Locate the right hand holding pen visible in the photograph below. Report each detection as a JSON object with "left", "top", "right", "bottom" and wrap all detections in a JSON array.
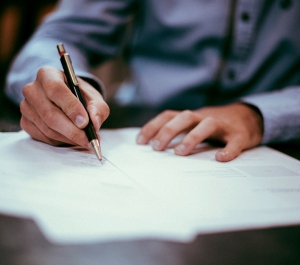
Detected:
[{"left": 20, "top": 66, "right": 110, "bottom": 147}]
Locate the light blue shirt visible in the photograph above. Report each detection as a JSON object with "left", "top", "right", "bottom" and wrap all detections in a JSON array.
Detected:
[{"left": 5, "top": 0, "right": 300, "bottom": 144}]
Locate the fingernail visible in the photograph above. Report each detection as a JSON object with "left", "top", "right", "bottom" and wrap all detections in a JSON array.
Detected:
[
  {"left": 75, "top": 115, "right": 87, "bottom": 128},
  {"left": 152, "top": 140, "right": 161, "bottom": 150},
  {"left": 137, "top": 134, "right": 145, "bottom": 144},
  {"left": 216, "top": 151, "right": 227, "bottom": 161},
  {"left": 218, "top": 151, "right": 226, "bottom": 158},
  {"left": 175, "top": 144, "right": 186, "bottom": 154}
]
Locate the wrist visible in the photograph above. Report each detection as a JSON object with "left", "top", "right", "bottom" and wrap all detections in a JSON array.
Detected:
[{"left": 238, "top": 102, "right": 264, "bottom": 140}]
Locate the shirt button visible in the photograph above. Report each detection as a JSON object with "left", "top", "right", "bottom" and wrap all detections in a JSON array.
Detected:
[
  {"left": 227, "top": 69, "right": 236, "bottom": 80},
  {"left": 241, "top": 12, "right": 250, "bottom": 22},
  {"left": 280, "top": 0, "right": 292, "bottom": 9}
]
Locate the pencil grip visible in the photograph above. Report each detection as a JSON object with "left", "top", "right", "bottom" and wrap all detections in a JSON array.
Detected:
[
  {"left": 60, "top": 57, "right": 98, "bottom": 142},
  {"left": 72, "top": 86, "right": 98, "bottom": 142},
  {"left": 71, "top": 85, "right": 98, "bottom": 142}
]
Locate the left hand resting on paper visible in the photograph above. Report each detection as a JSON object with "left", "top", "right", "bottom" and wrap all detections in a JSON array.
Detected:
[{"left": 136, "top": 103, "right": 263, "bottom": 162}]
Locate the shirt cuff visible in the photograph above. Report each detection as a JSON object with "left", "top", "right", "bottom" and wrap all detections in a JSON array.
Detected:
[{"left": 241, "top": 87, "right": 300, "bottom": 144}]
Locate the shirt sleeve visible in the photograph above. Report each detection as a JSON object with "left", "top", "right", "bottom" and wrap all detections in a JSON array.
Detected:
[
  {"left": 5, "top": 0, "right": 136, "bottom": 105},
  {"left": 241, "top": 86, "right": 300, "bottom": 144}
]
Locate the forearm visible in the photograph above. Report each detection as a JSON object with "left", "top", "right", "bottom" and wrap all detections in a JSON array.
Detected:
[
  {"left": 5, "top": 37, "right": 103, "bottom": 105},
  {"left": 5, "top": 0, "right": 135, "bottom": 104}
]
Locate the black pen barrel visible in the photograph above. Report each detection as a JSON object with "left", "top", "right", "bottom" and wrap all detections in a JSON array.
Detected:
[{"left": 60, "top": 56, "right": 98, "bottom": 142}]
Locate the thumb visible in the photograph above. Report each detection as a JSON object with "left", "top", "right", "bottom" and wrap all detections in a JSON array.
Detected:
[
  {"left": 77, "top": 77, "right": 110, "bottom": 132},
  {"left": 87, "top": 105, "right": 102, "bottom": 132},
  {"left": 215, "top": 137, "right": 244, "bottom": 162},
  {"left": 86, "top": 100, "right": 110, "bottom": 132},
  {"left": 59, "top": 94, "right": 89, "bottom": 129}
]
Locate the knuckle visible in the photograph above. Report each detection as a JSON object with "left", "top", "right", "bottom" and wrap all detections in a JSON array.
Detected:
[
  {"left": 46, "top": 81, "right": 64, "bottom": 100},
  {"left": 180, "top": 110, "right": 196, "bottom": 121},
  {"left": 63, "top": 98, "right": 80, "bottom": 116},
  {"left": 161, "top": 109, "right": 176, "bottom": 119},
  {"left": 69, "top": 131, "right": 84, "bottom": 144},
  {"left": 43, "top": 127, "right": 57, "bottom": 140},
  {"left": 181, "top": 110, "right": 193, "bottom": 117},
  {"left": 36, "top": 67, "right": 64, "bottom": 100},
  {"left": 204, "top": 116, "right": 218, "bottom": 127},
  {"left": 31, "top": 113, "right": 41, "bottom": 127},
  {"left": 36, "top": 67, "right": 49, "bottom": 80},
  {"left": 22, "top": 83, "right": 34, "bottom": 98},
  {"left": 186, "top": 132, "right": 199, "bottom": 143},
  {"left": 42, "top": 109, "right": 57, "bottom": 128},
  {"left": 160, "top": 124, "right": 174, "bottom": 136},
  {"left": 36, "top": 66, "right": 54, "bottom": 79}
]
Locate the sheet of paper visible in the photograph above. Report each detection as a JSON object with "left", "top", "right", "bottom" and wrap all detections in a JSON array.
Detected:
[{"left": 0, "top": 128, "right": 300, "bottom": 244}]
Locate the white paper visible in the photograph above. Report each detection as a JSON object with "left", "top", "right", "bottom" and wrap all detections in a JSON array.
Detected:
[{"left": 0, "top": 128, "right": 300, "bottom": 244}]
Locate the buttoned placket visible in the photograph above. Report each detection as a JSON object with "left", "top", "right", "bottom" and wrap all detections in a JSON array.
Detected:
[{"left": 221, "top": 0, "right": 263, "bottom": 88}]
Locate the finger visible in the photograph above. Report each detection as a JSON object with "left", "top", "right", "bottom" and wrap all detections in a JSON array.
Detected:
[
  {"left": 85, "top": 103, "right": 109, "bottom": 143},
  {"left": 21, "top": 116, "right": 64, "bottom": 146},
  {"left": 150, "top": 110, "right": 199, "bottom": 151},
  {"left": 80, "top": 81, "right": 110, "bottom": 132},
  {"left": 23, "top": 82, "right": 89, "bottom": 147},
  {"left": 87, "top": 103, "right": 109, "bottom": 133},
  {"left": 136, "top": 110, "right": 178, "bottom": 145},
  {"left": 36, "top": 67, "right": 89, "bottom": 129},
  {"left": 215, "top": 136, "right": 244, "bottom": 162},
  {"left": 174, "top": 117, "right": 219, "bottom": 156},
  {"left": 20, "top": 99, "right": 78, "bottom": 146}
]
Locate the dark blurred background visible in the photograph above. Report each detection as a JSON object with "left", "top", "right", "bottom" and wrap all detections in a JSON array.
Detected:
[
  {"left": 0, "top": 0, "right": 58, "bottom": 89},
  {"left": 0, "top": 0, "right": 58, "bottom": 131}
]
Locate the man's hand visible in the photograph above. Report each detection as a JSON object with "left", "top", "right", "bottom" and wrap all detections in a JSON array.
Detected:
[
  {"left": 136, "top": 103, "right": 263, "bottom": 162},
  {"left": 20, "top": 66, "right": 110, "bottom": 147}
]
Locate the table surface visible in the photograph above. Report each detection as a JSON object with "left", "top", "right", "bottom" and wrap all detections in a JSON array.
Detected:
[{"left": 1, "top": 91, "right": 300, "bottom": 265}]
